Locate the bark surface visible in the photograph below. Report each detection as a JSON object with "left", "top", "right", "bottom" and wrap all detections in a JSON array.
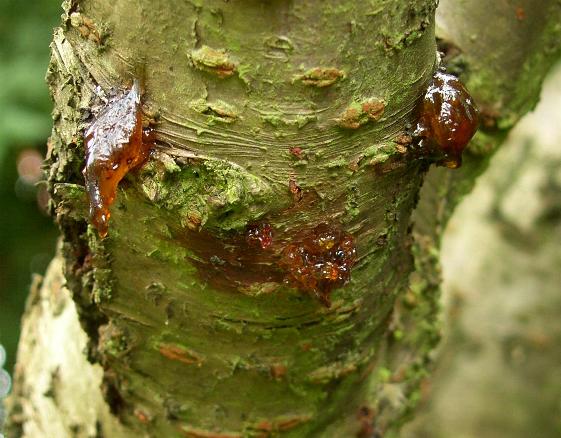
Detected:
[{"left": 5, "top": 1, "right": 561, "bottom": 437}]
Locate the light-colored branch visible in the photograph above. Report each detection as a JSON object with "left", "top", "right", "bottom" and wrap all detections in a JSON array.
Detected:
[{"left": 5, "top": 249, "right": 130, "bottom": 438}]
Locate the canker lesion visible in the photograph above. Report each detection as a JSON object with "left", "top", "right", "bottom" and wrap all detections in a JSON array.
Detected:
[{"left": 83, "top": 80, "right": 155, "bottom": 238}]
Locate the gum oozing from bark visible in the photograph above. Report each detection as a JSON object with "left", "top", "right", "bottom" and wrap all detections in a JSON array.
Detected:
[
  {"left": 414, "top": 71, "right": 479, "bottom": 168},
  {"left": 83, "top": 81, "right": 154, "bottom": 238},
  {"left": 246, "top": 223, "right": 274, "bottom": 249},
  {"left": 279, "top": 223, "right": 357, "bottom": 307}
]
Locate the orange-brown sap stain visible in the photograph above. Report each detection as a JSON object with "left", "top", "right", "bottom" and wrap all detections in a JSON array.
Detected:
[
  {"left": 83, "top": 81, "right": 154, "bottom": 238},
  {"left": 174, "top": 224, "right": 284, "bottom": 294},
  {"left": 246, "top": 223, "right": 273, "bottom": 249},
  {"left": 414, "top": 70, "right": 479, "bottom": 168},
  {"left": 279, "top": 224, "right": 357, "bottom": 307},
  {"left": 174, "top": 219, "right": 357, "bottom": 306},
  {"left": 168, "top": 180, "right": 358, "bottom": 305}
]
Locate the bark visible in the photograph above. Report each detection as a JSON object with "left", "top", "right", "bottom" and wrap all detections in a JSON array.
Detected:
[{"left": 4, "top": 1, "right": 561, "bottom": 437}]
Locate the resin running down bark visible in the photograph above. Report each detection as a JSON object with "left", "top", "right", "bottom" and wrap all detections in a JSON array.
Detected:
[
  {"left": 280, "top": 223, "right": 357, "bottom": 308},
  {"left": 83, "top": 80, "right": 154, "bottom": 238},
  {"left": 40, "top": 1, "right": 441, "bottom": 434}
]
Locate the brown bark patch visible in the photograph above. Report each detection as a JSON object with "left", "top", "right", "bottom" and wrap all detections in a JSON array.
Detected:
[
  {"left": 293, "top": 67, "right": 345, "bottom": 88},
  {"left": 158, "top": 343, "right": 205, "bottom": 366}
]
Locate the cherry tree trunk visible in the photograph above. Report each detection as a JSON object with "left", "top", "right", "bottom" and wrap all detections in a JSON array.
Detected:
[{"left": 5, "top": 1, "right": 561, "bottom": 437}]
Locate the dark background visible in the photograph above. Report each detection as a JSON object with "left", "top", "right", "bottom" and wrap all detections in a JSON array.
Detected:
[{"left": 0, "top": 0, "right": 61, "bottom": 373}]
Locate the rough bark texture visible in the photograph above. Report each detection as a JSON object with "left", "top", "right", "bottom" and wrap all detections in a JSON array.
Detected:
[{"left": 4, "top": 1, "right": 561, "bottom": 437}]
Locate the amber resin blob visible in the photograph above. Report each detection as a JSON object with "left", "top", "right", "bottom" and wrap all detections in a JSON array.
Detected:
[
  {"left": 414, "top": 70, "right": 479, "bottom": 168},
  {"left": 83, "top": 81, "right": 153, "bottom": 238},
  {"left": 280, "top": 224, "right": 357, "bottom": 307}
]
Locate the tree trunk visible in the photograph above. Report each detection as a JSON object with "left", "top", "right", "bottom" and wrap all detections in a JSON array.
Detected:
[{"left": 5, "top": 1, "right": 561, "bottom": 437}]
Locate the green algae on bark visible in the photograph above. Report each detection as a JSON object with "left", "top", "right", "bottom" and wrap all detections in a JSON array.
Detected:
[{"left": 137, "top": 154, "right": 275, "bottom": 233}]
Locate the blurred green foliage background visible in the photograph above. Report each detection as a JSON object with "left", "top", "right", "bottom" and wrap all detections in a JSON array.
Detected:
[{"left": 0, "top": 0, "right": 61, "bottom": 372}]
